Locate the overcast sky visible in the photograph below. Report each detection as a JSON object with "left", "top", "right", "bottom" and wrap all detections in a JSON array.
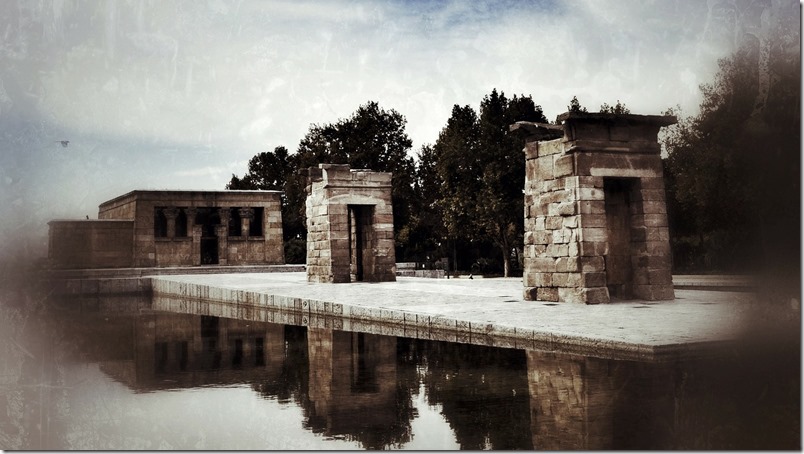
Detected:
[{"left": 0, "top": 0, "right": 775, "bottom": 257}]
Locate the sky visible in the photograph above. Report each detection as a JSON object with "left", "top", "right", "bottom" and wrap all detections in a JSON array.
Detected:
[{"left": 0, "top": 0, "right": 775, "bottom": 258}]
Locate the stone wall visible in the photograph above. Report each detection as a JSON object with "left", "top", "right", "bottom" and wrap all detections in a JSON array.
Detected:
[
  {"left": 47, "top": 220, "right": 134, "bottom": 269},
  {"left": 305, "top": 164, "right": 396, "bottom": 283},
  {"left": 516, "top": 113, "right": 676, "bottom": 304}
]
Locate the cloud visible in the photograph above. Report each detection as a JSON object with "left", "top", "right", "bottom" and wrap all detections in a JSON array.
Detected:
[{"left": 0, "top": 0, "right": 773, "bottom": 248}]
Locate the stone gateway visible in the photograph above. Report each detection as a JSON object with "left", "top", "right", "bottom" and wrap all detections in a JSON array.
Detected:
[
  {"left": 305, "top": 164, "right": 396, "bottom": 283},
  {"left": 513, "top": 112, "right": 677, "bottom": 304}
]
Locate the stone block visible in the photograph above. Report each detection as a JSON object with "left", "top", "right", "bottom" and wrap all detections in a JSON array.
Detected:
[
  {"left": 551, "top": 272, "right": 568, "bottom": 287},
  {"left": 576, "top": 187, "right": 604, "bottom": 201},
  {"left": 545, "top": 244, "right": 568, "bottom": 257},
  {"left": 554, "top": 154, "right": 574, "bottom": 178},
  {"left": 578, "top": 241, "right": 608, "bottom": 256},
  {"left": 524, "top": 272, "right": 552, "bottom": 287},
  {"left": 578, "top": 200, "right": 606, "bottom": 215},
  {"left": 556, "top": 256, "right": 580, "bottom": 272},
  {"left": 549, "top": 202, "right": 576, "bottom": 216},
  {"left": 535, "top": 157, "right": 554, "bottom": 181},
  {"left": 558, "top": 287, "right": 584, "bottom": 304},
  {"left": 537, "top": 139, "right": 564, "bottom": 156},
  {"left": 527, "top": 256, "right": 557, "bottom": 272},
  {"left": 579, "top": 227, "right": 607, "bottom": 242},
  {"left": 537, "top": 287, "right": 559, "bottom": 302},
  {"left": 647, "top": 269, "right": 672, "bottom": 285},
  {"left": 645, "top": 240, "right": 671, "bottom": 256},
  {"left": 646, "top": 228, "right": 670, "bottom": 242},
  {"left": 545, "top": 216, "right": 563, "bottom": 230},
  {"left": 582, "top": 287, "right": 610, "bottom": 304},
  {"left": 562, "top": 215, "right": 578, "bottom": 228},
  {"left": 580, "top": 256, "right": 605, "bottom": 272},
  {"left": 582, "top": 272, "right": 607, "bottom": 287},
  {"left": 579, "top": 214, "right": 607, "bottom": 228},
  {"left": 524, "top": 286, "right": 539, "bottom": 301}
]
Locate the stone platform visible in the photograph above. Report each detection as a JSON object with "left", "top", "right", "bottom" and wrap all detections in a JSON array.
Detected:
[{"left": 149, "top": 272, "right": 757, "bottom": 361}]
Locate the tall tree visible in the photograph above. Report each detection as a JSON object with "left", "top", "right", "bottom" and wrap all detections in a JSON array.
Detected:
[
  {"left": 427, "top": 90, "right": 547, "bottom": 276},
  {"left": 476, "top": 90, "right": 547, "bottom": 276}
]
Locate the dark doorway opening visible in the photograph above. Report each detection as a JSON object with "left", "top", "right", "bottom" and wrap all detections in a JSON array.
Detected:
[
  {"left": 196, "top": 208, "right": 220, "bottom": 265},
  {"left": 603, "top": 178, "right": 638, "bottom": 300},
  {"left": 348, "top": 205, "right": 374, "bottom": 282}
]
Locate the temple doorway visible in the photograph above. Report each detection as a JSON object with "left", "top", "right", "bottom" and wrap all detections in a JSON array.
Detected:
[
  {"left": 348, "top": 205, "right": 374, "bottom": 282},
  {"left": 196, "top": 208, "right": 220, "bottom": 265},
  {"left": 603, "top": 178, "right": 638, "bottom": 300}
]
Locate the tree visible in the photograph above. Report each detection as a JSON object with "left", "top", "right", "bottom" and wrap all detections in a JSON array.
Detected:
[
  {"left": 295, "top": 101, "right": 417, "bottom": 259},
  {"left": 427, "top": 90, "right": 547, "bottom": 276},
  {"left": 599, "top": 100, "right": 630, "bottom": 114},
  {"left": 567, "top": 96, "right": 588, "bottom": 113},
  {"left": 227, "top": 146, "right": 307, "bottom": 263},
  {"left": 475, "top": 90, "right": 547, "bottom": 277},
  {"left": 229, "top": 102, "right": 418, "bottom": 263},
  {"left": 662, "top": 3, "right": 800, "bottom": 296}
]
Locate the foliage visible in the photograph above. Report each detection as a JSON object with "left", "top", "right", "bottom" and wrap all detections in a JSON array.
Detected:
[
  {"left": 567, "top": 96, "right": 587, "bottom": 113},
  {"left": 422, "top": 89, "right": 547, "bottom": 276},
  {"left": 228, "top": 101, "right": 416, "bottom": 263},
  {"left": 599, "top": 100, "right": 630, "bottom": 114},
  {"left": 227, "top": 146, "right": 307, "bottom": 263},
  {"left": 662, "top": 8, "right": 800, "bottom": 294}
]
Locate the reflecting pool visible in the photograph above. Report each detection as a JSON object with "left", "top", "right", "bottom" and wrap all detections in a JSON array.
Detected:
[{"left": 0, "top": 292, "right": 799, "bottom": 450}]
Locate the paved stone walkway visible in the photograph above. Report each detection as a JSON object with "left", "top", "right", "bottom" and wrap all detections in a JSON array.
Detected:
[{"left": 149, "top": 272, "right": 758, "bottom": 361}]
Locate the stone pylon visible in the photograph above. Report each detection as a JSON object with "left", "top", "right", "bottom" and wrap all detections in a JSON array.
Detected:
[
  {"left": 304, "top": 164, "right": 396, "bottom": 283},
  {"left": 512, "top": 112, "right": 677, "bottom": 304}
]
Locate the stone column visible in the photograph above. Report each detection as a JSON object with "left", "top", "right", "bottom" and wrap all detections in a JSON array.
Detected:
[
  {"left": 163, "top": 207, "right": 179, "bottom": 239},
  {"left": 217, "top": 208, "right": 230, "bottom": 265},
  {"left": 239, "top": 207, "right": 254, "bottom": 238}
]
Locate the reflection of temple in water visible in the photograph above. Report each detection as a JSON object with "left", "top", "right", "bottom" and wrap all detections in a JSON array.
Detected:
[
  {"left": 49, "top": 302, "right": 798, "bottom": 450},
  {"left": 303, "top": 329, "right": 415, "bottom": 449},
  {"left": 98, "top": 313, "right": 288, "bottom": 391}
]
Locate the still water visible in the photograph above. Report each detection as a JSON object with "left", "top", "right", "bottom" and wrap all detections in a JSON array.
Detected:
[{"left": 1, "top": 292, "right": 799, "bottom": 450}]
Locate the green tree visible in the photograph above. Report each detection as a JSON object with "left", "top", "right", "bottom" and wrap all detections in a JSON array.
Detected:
[{"left": 662, "top": 6, "right": 800, "bottom": 296}]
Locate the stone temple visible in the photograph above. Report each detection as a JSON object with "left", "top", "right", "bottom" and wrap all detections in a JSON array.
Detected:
[
  {"left": 512, "top": 112, "right": 677, "bottom": 304},
  {"left": 48, "top": 190, "right": 284, "bottom": 269},
  {"left": 305, "top": 164, "right": 396, "bottom": 283}
]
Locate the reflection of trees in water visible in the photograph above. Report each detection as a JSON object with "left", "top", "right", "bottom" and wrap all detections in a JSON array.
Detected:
[{"left": 415, "top": 340, "right": 533, "bottom": 450}]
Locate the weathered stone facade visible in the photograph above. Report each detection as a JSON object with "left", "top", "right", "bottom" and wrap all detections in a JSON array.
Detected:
[
  {"left": 48, "top": 190, "right": 284, "bottom": 269},
  {"left": 513, "top": 112, "right": 676, "bottom": 304},
  {"left": 305, "top": 164, "right": 396, "bottom": 283}
]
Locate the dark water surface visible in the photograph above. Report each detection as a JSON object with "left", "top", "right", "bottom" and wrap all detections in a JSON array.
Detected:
[{"left": 0, "top": 291, "right": 799, "bottom": 450}]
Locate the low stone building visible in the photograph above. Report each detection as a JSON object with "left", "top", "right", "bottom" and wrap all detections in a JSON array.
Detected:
[
  {"left": 305, "top": 164, "right": 396, "bottom": 283},
  {"left": 513, "top": 112, "right": 676, "bottom": 304},
  {"left": 48, "top": 190, "right": 284, "bottom": 269}
]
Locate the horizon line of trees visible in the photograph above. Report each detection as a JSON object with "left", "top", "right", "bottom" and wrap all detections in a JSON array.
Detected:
[{"left": 228, "top": 37, "right": 799, "bottom": 291}]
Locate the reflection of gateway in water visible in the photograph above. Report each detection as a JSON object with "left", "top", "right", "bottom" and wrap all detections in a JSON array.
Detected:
[{"left": 76, "top": 303, "right": 795, "bottom": 450}]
